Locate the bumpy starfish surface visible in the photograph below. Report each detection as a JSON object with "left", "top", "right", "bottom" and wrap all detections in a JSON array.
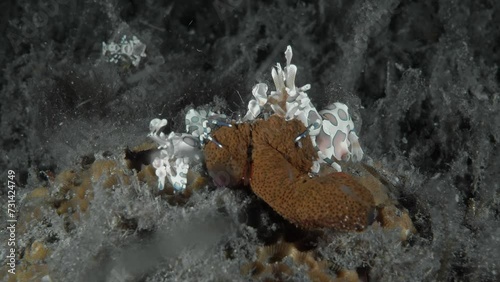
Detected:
[{"left": 205, "top": 115, "right": 376, "bottom": 231}]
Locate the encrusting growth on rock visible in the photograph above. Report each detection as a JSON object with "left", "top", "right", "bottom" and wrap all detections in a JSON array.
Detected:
[{"left": 241, "top": 239, "right": 361, "bottom": 281}]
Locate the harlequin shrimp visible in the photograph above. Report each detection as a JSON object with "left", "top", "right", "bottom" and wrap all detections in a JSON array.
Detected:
[
  {"left": 148, "top": 46, "right": 379, "bottom": 231},
  {"left": 148, "top": 118, "right": 201, "bottom": 191},
  {"left": 242, "top": 46, "right": 363, "bottom": 172},
  {"left": 102, "top": 35, "right": 147, "bottom": 67},
  {"left": 148, "top": 108, "right": 232, "bottom": 191}
]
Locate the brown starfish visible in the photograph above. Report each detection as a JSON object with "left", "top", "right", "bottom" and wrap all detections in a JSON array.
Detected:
[{"left": 204, "top": 115, "right": 376, "bottom": 231}]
